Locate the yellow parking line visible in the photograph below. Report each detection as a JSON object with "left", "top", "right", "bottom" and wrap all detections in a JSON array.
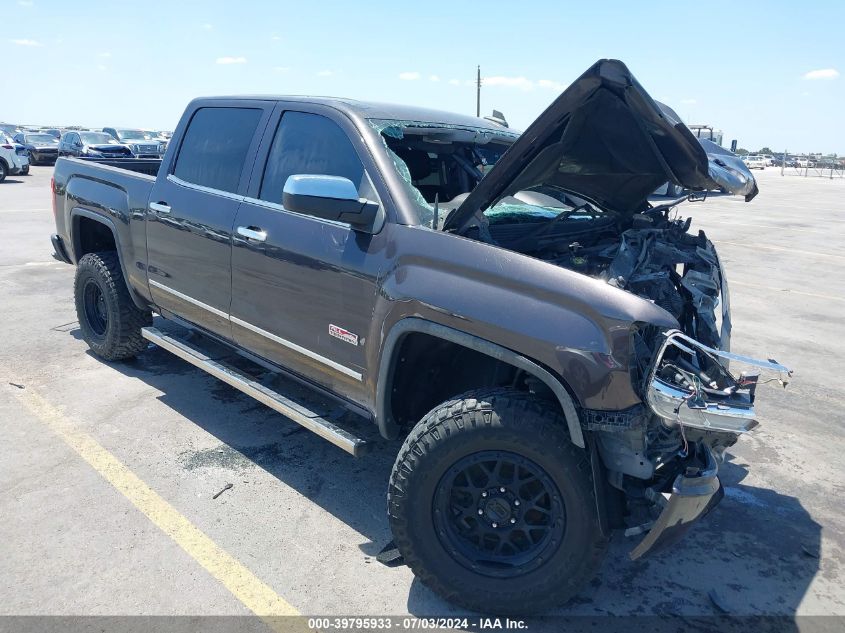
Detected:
[{"left": 10, "top": 384, "right": 301, "bottom": 627}]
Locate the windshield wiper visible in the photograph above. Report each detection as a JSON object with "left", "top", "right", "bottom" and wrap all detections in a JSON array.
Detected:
[{"left": 508, "top": 203, "right": 589, "bottom": 250}]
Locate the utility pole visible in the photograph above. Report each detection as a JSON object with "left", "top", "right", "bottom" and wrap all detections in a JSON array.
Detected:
[{"left": 476, "top": 65, "right": 481, "bottom": 118}]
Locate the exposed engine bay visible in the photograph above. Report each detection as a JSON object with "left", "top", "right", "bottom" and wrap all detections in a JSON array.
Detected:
[{"left": 488, "top": 202, "right": 726, "bottom": 351}]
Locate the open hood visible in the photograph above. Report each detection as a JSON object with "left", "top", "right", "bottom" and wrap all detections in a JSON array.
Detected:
[{"left": 444, "top": 59, "right": 758, "bottom": 234}]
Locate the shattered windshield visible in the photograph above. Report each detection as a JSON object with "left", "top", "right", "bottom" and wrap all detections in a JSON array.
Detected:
[
  {"left": 370, "top": 118, "right": 516, "bottom": 227},
  {"left": 370, "top": 118, "right": 606, "bottom": 229}
]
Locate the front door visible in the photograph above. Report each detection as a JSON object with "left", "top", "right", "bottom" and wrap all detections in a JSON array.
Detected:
[
  {"left": 230, "top": 108, "right": 387, "bottom": 403},
  {"left": 146, "top": 103, "right": 271, "bottom": 339}
]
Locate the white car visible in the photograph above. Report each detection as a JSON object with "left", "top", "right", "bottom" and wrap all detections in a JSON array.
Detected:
[
  {"left": 743, "top": 155, "right": 767, "bottom": 170},
  {"left": 0, "top": 132, "right": 30, "bottom": 182}
]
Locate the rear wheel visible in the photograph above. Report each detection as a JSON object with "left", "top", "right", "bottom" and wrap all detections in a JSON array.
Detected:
[
  {"left": 388, "top": 388, "right": 608, "bottom": 614},
  {"left": 0, "top": 161, "right": 7, "bottom": 182},
  {"left": 74, "top": 252, "right": 152, "bottom": 360}
]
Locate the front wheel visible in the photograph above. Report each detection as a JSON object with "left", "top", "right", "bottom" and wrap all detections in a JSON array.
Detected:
[
  {"left": 388, "top": 388, "right": 608, "bottom": 614},
  {"left": 74, "top": 252, "right": 152, "bottom": 360}
]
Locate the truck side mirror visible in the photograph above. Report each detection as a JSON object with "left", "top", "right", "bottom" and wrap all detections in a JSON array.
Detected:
[{"left": 282, "top": 174, "right": 379, "bottom": 230}]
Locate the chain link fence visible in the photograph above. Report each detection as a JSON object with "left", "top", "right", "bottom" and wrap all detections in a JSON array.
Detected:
[{"left": 777, "top": 153, "right": 844, "bottom": 178}]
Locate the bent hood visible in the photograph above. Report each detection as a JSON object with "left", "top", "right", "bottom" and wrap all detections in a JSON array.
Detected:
[{"left": 444, "top": 59, "right": 758, "bottom": 233}]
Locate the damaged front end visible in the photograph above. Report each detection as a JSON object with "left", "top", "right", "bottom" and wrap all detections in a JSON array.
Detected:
[
  {"left": 618, "top": 330, "right": 791, "bottom": 559},
  {"left": 370, "top": 58, "right": 794, "bottom": 559}
]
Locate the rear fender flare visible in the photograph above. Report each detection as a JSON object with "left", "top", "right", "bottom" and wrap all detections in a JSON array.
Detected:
[
  {"left": 69, "top": 208, "right": 147, "bottom": 311},
  {"left": 376, "top": 317, "right": 585, "bottom": 447}
]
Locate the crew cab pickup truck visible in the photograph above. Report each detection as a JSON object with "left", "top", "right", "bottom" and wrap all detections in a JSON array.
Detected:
[{"left": 50, "top": 59, "right": 790, "bottom": 614}]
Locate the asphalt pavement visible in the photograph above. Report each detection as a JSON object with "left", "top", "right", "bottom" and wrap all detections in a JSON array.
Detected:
[{"left": 1, "top": 166, "right": 843, "bottom": 626}]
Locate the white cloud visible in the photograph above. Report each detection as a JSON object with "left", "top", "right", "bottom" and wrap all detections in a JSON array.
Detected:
[
  {"left": 99, "top": 51, "right": 111, "bottom": 58},
  {"left": 18, "top": 1, "right": 34, "bottom": 6},
  {"left": 316, "top": 70, "right": 334, "bottom": 77},
  {"left": 803, "top": 68, "right": 839, "bottom": 80},
  {"left": 10, "top": 38, "right": 41, "bottom": 46},
  {"left": 201, "top": 23, "right": 213, "bottom": 30},
  {"left": 680, "top": 98, "right": 697, "bottom": 105},
  {"left": 484, "top": 75, "right": 534, "bottom": 91},
  {"left": 398, "top": 71, "right": 421, "bottom": 81},
  {"left": 537, "top": 79, "right": 564, "bottom": 91},
  {"left": 271, "top": 35, "right": 281, "bottom": 41},
  {"left": 448, "top": 79, "right": 461, "bottom": 86},
  {"left": 97, "top": 65, "right": 107, "bottom": 72},
  {"left": 216, "top": 56, "right": 246, "bottom": 64},
  {"left": 429, "top": 74, "right": 440, "bottom": 82},
  {"left": 274, "top": 66, "right": 290, "bottom": 73}
]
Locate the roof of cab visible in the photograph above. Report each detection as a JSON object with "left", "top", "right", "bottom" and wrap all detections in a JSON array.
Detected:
[{"left": 193, "top": 95, "right": 511, "bottom": 132}]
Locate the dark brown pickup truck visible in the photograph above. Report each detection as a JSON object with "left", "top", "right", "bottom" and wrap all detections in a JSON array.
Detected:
[{"left": 50, "top": 59, "right": 790, "bottom": 613}]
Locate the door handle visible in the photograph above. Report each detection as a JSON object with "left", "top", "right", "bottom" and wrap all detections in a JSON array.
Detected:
[
  {"left": 149, "top": 201, "right": 171, "bottom": 214},
  {"left": 237, "top": 226, "right": 267, "bottom": 242}
]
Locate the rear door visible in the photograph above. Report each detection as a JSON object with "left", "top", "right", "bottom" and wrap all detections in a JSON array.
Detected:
[
  {"left": 146, "top": 102, "right": 272, "bottom": 339},
  {"left": 229, "top": 105, "right": 388, "bottom": 402}
]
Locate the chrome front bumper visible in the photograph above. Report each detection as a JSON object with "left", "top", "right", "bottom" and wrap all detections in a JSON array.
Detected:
[{"left": 645, "top": 330, "right": 791, "bottom": 434}]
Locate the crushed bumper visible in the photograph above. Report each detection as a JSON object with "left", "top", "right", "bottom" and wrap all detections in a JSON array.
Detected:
[
  {"left": 645, "top": 330, "right": 791, "bottom": 434},
  {"left": 630, "top": 443, "right": 723, "bottom": 560},
  {"left": 627, "top": 330, "right": 791, "bottom": 559}
]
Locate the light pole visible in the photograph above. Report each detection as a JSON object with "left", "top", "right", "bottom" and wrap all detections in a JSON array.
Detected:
[{"left": 476, "top": 65, "right": 481, "bottom": 118}]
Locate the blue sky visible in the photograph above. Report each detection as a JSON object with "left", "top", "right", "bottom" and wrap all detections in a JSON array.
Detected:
[{"left": 4, "top": 0, "right": 844, "bottom": 153}]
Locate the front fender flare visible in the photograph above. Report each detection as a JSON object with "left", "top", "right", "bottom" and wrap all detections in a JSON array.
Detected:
[{"left": 376, "top": 317, "right": 585, "bottom": 447}]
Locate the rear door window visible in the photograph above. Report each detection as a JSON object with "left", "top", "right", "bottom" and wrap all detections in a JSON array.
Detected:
[
  {"left": 174, "top": 107, "right": 262, "bottom": 194},
  {"left": 259, "top": 111, "right": 364, "bottom": 204}
]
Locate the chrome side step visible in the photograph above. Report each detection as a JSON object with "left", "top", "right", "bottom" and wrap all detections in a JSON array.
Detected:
[{"left": 141, "top": 326, "right": 367, "bottom": 456}]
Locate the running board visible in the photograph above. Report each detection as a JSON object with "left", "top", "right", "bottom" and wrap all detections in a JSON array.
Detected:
[{"left": 141, "top": 326, "right": 368, "bottom": 456}]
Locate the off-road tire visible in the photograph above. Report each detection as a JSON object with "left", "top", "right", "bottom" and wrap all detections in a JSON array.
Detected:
[
  {"left": 74, "top": 252, "right": 152, "bottom": 360},
  {"left": 388, "top": 387, "right": 608, "bottom": 614}
]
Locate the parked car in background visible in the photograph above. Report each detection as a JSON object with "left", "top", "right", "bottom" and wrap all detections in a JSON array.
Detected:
[
  {"left": 2, "top": 131, "right": 31, "bottom": 174},
  {"left": 743, "top": 155, "right": 767, "bottom": 170},
  {"left": 13, "top": 131, "right": 59, "bottom": 165},
  {"left": 0, "top": 132, "right": 30, "bottom": 182},
  {"left": 102, "top": 127, "right": 165, "bottom": 158},
  {"left": 0, "top": 122, "right": 21, "bottom": 136},
  {"left": 42, "top": 128, "right": 63, "bottom": 139},
  {"left": 59, "top": 131, "right": 134, "bottom": 159}
]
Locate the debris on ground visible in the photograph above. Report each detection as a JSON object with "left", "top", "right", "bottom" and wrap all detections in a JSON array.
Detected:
[{"left": 212, "top": 483, "right": 233, "bottom": 499}]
